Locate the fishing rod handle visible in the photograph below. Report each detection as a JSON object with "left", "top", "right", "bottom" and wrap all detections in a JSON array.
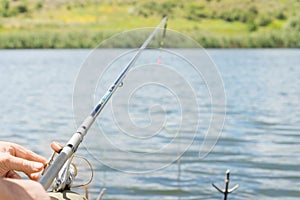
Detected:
[
  {"left": 39, "top": 132, "right": 83, "bottom": 189},
  {"left": 39, "top": 116, "right": 95, "bottom": 189},
  {"left": 39, "top": 148, "right": 71, "bottom": 189}
]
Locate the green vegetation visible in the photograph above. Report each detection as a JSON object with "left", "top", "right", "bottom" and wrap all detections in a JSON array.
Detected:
[{"left": 0, "top": 0, "right": 300, "bottom": 48}]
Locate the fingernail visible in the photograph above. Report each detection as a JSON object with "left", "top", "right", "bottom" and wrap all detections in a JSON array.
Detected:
[{"left": 33, "top": 162, "right": 44, "bottom": 170}]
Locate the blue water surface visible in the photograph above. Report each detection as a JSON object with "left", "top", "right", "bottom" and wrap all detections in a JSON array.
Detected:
[{"left": 0, "top": 49, "right": 299, "bottom": 200}]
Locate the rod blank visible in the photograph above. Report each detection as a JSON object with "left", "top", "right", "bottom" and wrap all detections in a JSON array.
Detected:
[{"left": 39, "top": 16, "right": 168, "bottom": 190}]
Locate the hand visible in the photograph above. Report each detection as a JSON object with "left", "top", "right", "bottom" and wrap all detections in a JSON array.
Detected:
[
  {"left": 0, "top": 178, "right": 50, "bottom": 200},
  {"left": 0, "top": 141, "right": 47, "bottom": 180}
]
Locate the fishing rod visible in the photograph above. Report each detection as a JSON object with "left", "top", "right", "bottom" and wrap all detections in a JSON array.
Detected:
[{"left": 39, "top": 16, "right": 168, "bottom": 190}]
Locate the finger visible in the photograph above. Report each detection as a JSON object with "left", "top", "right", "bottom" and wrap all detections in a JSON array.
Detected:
[
  {"left": 29, "top": 172, "right": 40, "bottom": 181},
  {"left": 9, "top": 143, "right": 47, "bottom": 165},
  {"left": 6, "top": 170, "right": 21, "bottom": 179},
  {"left": 50, "top": 141, "right": 63, "bottom": 153},
  {"left": 6, "top": 155, "right": 45, "bottom": 176}
]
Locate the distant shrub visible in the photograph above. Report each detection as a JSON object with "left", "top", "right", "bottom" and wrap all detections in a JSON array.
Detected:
[
  {"left": 257, "top": 14, "right": 272, "bottom": 26},
  {"left": 285, "top": 14, "right": 300, "bottom": 32},
  {"left": 218, "top": 7, "right": 257, "bottom": 23},
  {"left": 247, "top": 20, "right": 257, "bottom": 32},
  {"left": 186, "top": 4, "right": 210, "bottom": 20},
  {"left": 276, "top": 11, "right": 286, "bottom": 20},
  {"left": 249, "top": 6, "right": 258, "bottom": 15},
  {"left": 0, "top": 30, "right": 114, "bottom": 49},
  {"left": 1, "top": 0, "right": 29, "bottom": 17},
  {"left": 1, "top": 0, "right": 10, "bottom": 17},
  {"left": 161, "top": 1, "right": 176, "bottom": 14},
  {"left": 137, "top": 1, "right": 176, "bottom": 17},
  {"left": 283, "top": 32, "right": 300, "bottom": 47},
  {"left": 249, "top": 32, "right": 285, "bottom": 48},
  {"left": 35, "top": 2, "right": 43, "bottom": 10},
  {"left": 2, "top": 0, "right": 10, "bottom": 10},
  {"left": 17, "top": 4, "right": 28, "bottom": 13}
]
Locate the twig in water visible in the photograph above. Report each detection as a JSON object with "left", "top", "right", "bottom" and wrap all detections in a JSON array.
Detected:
[{"left": 212, "top": 170, "right": 239, "bottom": 200}]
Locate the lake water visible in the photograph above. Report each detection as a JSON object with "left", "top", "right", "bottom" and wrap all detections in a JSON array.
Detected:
[{"left": 0, "top": 49, "right": 299, "bottom": 200}]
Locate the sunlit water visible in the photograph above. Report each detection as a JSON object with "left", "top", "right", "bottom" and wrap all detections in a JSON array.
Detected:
[{"left": 0, "top": 49, "right": 299, "bottom": 200}]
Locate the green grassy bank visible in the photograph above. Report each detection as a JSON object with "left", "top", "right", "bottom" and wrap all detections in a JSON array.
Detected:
[{"left": 1, "top": 0, "right": 300, "bottom": 48}]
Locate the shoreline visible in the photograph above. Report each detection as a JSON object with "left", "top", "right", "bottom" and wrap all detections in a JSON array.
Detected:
[{"left": 0, "top": 30, "right": 299, "bottom": 49}]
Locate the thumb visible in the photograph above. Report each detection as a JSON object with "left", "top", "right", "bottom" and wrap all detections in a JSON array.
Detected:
[{"left": 6, "top": 155, "right": 45, "bottom": 177}]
